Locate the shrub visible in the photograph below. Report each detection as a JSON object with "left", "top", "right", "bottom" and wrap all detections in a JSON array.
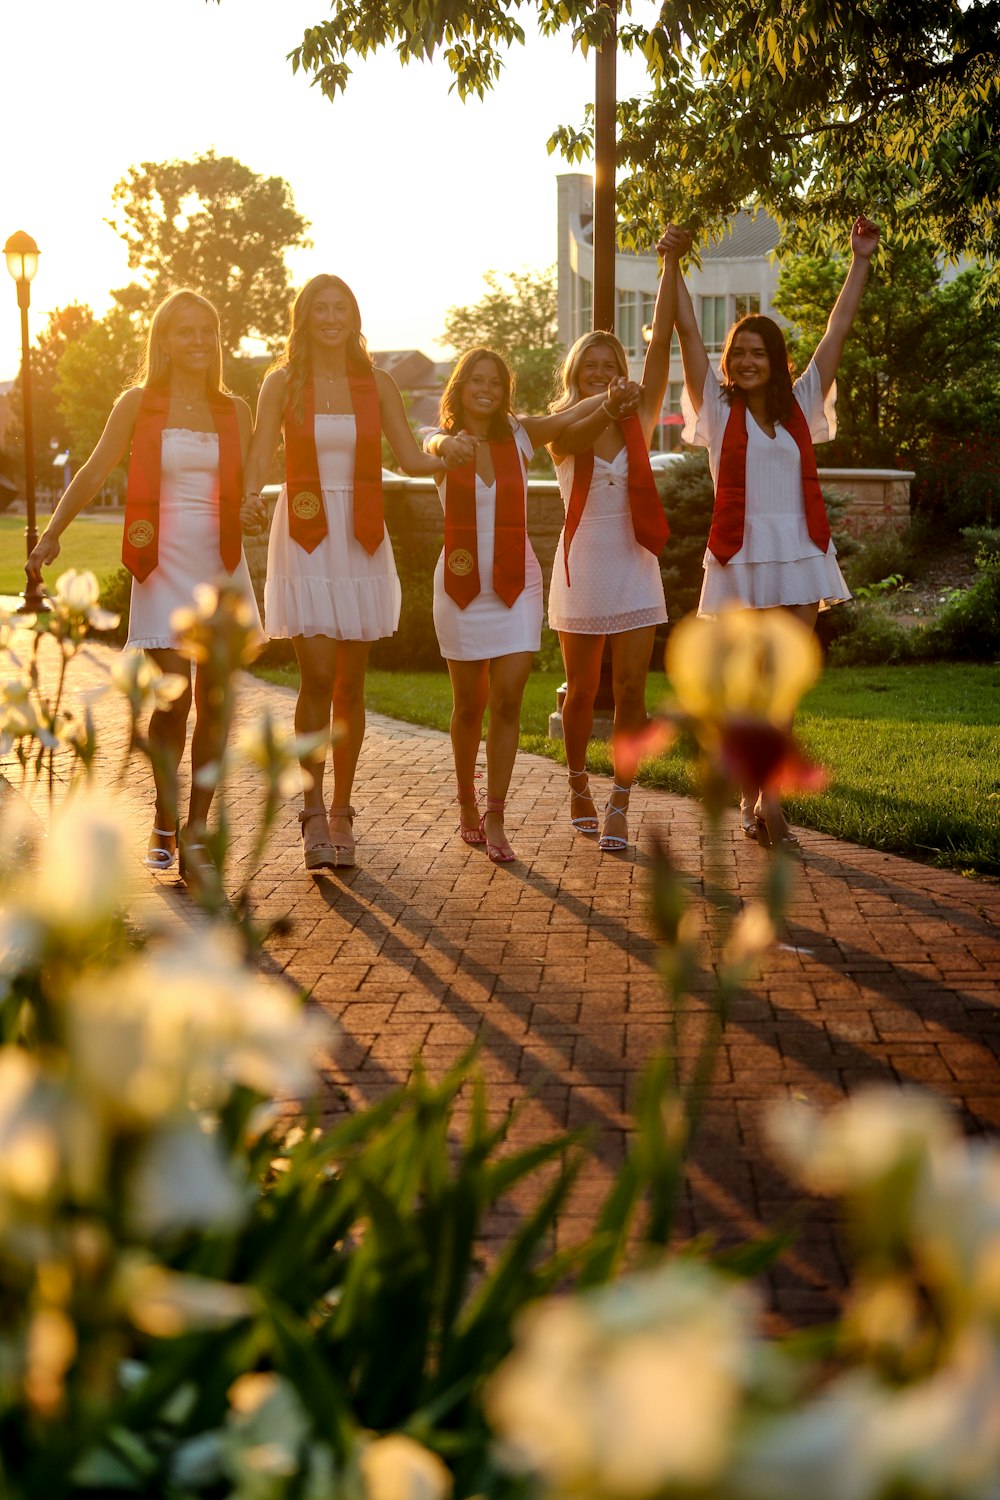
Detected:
[
  {"left": 911, "top": 434, "right": 1000, "bottom": 532},
  {"left": 923, "top": 544, "right": 1000, "bottom": 661},
  {"left": 98, "top": 564, "right": 132, "bottom": 646},
  {"left": 823, "top": 602, "right": 919, "bottom": 666},
  {"left": 657, "top": 450, "right": 714, "bottom": 621},
  {"left": 370, "top": 532, "right": 443, "bottom": 671}
]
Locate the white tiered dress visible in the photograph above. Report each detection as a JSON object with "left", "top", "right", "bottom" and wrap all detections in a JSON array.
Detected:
[
  {"left": 683, "top": 360, "right": 851, "bottom": 614},
  {"left": 431, "top": 421, "right": 542, "bottom": 661},
  {"left": 548, "top": 447, "right": 668, "bottom": 634},
  {"left": 265, "top": 413, "right": 401, "bottom": 641},
  {"left": 125, "top": 428, "right": 262, "bottom": 650}
]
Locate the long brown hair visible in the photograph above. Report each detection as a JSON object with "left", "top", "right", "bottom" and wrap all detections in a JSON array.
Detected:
[
  {"left": 720, "top": 315, "right": 794, "bottom": 424},
  {"left": 276, "top": 274, "right": 373, "bottom": 424},
  {"left": 550, "top": 330, "right": 628, "bottom": 413},
  {"left": 138, "top": 289, "right": 227, "bottom": 394},
  {"left": 438, "top": 349, "right": 514, "bottom": 442}
]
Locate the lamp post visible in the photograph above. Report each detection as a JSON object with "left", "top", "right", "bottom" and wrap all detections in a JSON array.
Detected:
[
  {"left": 4, "top": 230, "right": 43, "bottom": 614},
  {"left": 592, "top": 0, "right": 617, "bottom": 333}
]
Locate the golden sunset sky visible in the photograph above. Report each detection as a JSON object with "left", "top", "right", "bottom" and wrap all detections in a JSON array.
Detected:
[{"left": 3, "top": 0, "right": 654, "bottom": 380}]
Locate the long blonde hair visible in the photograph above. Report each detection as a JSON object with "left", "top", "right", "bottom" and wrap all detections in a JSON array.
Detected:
[
  {"left": 276, "top": 274, "right": 373, "bottom": 424},
  {"left": 550, "top": 330, "right": 628, "bottom": 412},
  {"left": 137, "top": 289, "right": 227, "bottom": 392}
]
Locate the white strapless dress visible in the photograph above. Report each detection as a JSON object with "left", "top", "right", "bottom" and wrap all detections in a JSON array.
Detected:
[{"left": 125, "top": 427, "right": 261, "bottom": 650}]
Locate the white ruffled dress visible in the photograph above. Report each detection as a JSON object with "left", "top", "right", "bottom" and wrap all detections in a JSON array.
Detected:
[
  {"left": 125, "top": 427, "right": 261, "bottom": 650},
  {"left": 264, "top": 413, "right": 401, "bottom": 641},
  {"left": 683, "top": 360, "right": 851, "bottom": 614}
]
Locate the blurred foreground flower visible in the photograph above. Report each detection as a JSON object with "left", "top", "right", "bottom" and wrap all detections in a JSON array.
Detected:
[
  {"left": 226, "top": 710, "right": 331, "bottom": 798},
  {"left": 47, "top": 569, "right": 120, "bottom": 645},
  {"left": 171, "top": 581, "right": 263, "bottom": 671},
  {"left": 359, "top": 1433, "right": 454, "bottom": 1500},
  {"left": 487, "top": 1262, "right": 756, "bottom": 1497},
  {"left": 668, "top": 609, "right": 821, "bottom": 726},
  {"left": 111, "top": 652, "right": 189, "bottom": 720}
]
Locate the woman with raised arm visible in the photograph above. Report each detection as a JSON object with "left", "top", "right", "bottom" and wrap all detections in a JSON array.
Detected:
[
  {"left": 671, "top": 215, "right": 880, "bottom": 850},
  {"left": 425, "top": 349, "right": 635, "bottom": 863},
  {"left": 546, "top": 230, "right": 684, "bottom": 852},
  {"left": 242, "top": 275, "right": 446, "bottom": 871},
  {"left": 26, "top": 289, "right": 261, "bottom": 878}
]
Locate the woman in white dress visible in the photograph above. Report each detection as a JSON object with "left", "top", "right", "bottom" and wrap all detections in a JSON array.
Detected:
[
  {"left": 672, "top": 215, "right": 881, "bottom": 849},
  {"left": 243, "top": 275, "right": 446, "bottom": 870},
  {"left": 26, "top": 290, "right": 261, "bottom": 877},
  {"left": 425, "top": 349, "right": 633, "bottom": 863},
  {"left": 547, "top": 231, "right": 684, "bottom": 852}
]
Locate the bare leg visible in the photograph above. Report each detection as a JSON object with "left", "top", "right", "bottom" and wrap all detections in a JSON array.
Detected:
[
  {"left": 483, "top": 650, "right": 533, "bottom": 858},
  {"left": 601, "top": 625, "right": 656, "bottom": 847},
  {"left": 292, "top": 634, "right": 338, "bottom": 855},
  {"left": 145, "top": 647, "right": 193, "bottom": 862},
  {"left": 329, "top": 638, "right": 373, "bottom": 853},
  {"left": 447, "top": 658, "right": 490, "bottom": 838},
  {"left": 753, "top": 603, "right": 819, "bottom": 843},
  {"left": 559, "top": 631, "right": 604, "bottom": 828}
]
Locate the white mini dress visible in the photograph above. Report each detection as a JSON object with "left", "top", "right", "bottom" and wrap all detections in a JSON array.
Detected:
[
  {"left": 125, "top": 427, "right": 262, "bottom": 650},
  {"left": 683, "top": 360, "right": 851, "bottom": 614},
  {"left": 265, "top": 414, "right": 401, "bottom": 641},
  {"left": 548, "top": 446, "right": 668, "bottom": 635},
  {"left": 431, "top": 421, "right": 543, "bottom": 661}
]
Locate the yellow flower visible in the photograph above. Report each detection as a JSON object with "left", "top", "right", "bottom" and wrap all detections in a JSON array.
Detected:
[
  {"left": 666, "top": 610, "right": 821, "bottom": 726},
  {"left": 359, "top": 1434, "right": 453, "bottom": 1500}
]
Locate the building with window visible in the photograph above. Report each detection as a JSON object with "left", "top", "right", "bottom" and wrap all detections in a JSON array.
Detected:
[{"left": 557, "top": 173, "right": 781, "bottom": 448}]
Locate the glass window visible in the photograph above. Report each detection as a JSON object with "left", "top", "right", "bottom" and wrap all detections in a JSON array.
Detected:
[
  {"left": 579, "top": 276, "right": 592, "bottom": 336},
  {"left": 700, "top": 295, "right": 727, "bottom": 352},
  {"left": 640, "top": 290, "right": 656, "bottom": 341},
  {"left": 733, "top": 292, "right": 761, "bottom": 321},
  {"left": 617, "top": 289, "right": 638, "bottom": 356}
]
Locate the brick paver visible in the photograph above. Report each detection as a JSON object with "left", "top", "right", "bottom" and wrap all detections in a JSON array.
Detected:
[{"left": 4, "top": 633, "right": 998, "bottom": 1326}]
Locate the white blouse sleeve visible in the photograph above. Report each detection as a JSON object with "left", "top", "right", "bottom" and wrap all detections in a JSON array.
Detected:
[
  {"left": 510, "top": 417, "right": 535, "bottom": 465},
  {"left": 792, "top": 359, "right": 837, "bottom": 444},
  {"left": 681, "top": 367, "right": 726, "bottom": 448}
]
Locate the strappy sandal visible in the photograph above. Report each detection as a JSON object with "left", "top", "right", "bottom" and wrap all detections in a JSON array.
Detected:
[
  {"left": 480, "top": 796, "right": 515, "bottom": 864},
  {"left": 299, "top": 808, "right": 339, "bottom": 872},
  {"left": 567, "top": 767, "right": 599, "bottom": 833},
  {"left": 754, "top": 802, "right": 803, "bottom": 858},
  {"left": 178, "top": 825, "right": 213, "bottom": 885},
  {"left": 739, "top": 796, "right": 758, "bottom": 840},
  {"left": 456, "top": 782, "right": 487, "bottom": 846},
  {"left": 144, "top": 824, "right": 178, "bottom": 871},
  {"left": 327, "top": 805, "right": 357, "bottom": 868},
  {"left": 599, "top": 783, "right": 631, "bottom": 853}
]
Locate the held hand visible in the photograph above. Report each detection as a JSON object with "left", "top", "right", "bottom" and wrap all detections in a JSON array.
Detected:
[
  {"left": 655, "top": 224, "right": 692, "bottom": 260},
  {"left": 240, "top": 497, "right": 268, "bottom": 536},
  {"left": 442, "top": 433, "right": 477, "bottom": 468},
  {"left": 26, "top": 531, "right": 60, "bottom": 582},
  {"left": 606, "top": 377, "right": 643, "bottom": 420},
  {"left": 851, "top": 215, "right": 881, "bottom": 260}
]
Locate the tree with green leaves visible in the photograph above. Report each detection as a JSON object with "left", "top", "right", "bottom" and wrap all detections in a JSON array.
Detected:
[
  {"left": 4, "top": 304, "right": 94, "bottom": 495},
  {"left": 52, "top": 304, "right": 141, "bottom": 474},
  {"left": 773, "top": 240, "right": 1000, "bottom": 467},
  {"left": 273, "top": 0, "right": 999, "bottom": 277},
  {"left": 107, "top": 150, "right": 310, "bottom": 355},
  {"left": 442, "top": 266, "right": 562, "bottom": 414}
]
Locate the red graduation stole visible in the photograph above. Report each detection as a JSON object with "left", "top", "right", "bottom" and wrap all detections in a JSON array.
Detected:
[
  {"left": 709, "top": 397, "right": 831, "bottom": 565},
  {"left": 284, "top": 370, "right": 384, "bottom": 555},
  {"left": 122, "top": 385, "right": 243, "bottom": 582},
  {"left": 562, "top": 413, "right": 669, "bottom": 586},
  {"left": 444, "top": 437, "right": 526, "bottom": 609}
]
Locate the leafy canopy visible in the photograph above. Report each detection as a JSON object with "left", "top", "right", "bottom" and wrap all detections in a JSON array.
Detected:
[
  {"left": 442, "top": 266, "right": 562, "bottom": 416},
  {"left": 275, "top": 0, "right": 1000, "bottom": 277}
]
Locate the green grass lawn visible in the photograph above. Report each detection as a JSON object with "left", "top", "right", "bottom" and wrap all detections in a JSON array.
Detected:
[
  {"left": 0, "top": 514, "right": 124, "bottom": 595},
  {"left": 255, "top": 660, "right": 1000, "bottom": 876}
]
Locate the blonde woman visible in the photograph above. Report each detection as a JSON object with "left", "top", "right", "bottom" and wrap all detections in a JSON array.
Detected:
[
  {"left": 243, "top": 275, "right": 447, "bottom": 870},
  {"left": 425, "top": 349, "right": 636, "bottom": 863},
  {"left": 546, "top": 230, "right": 683, "bottom": 851},
  {"left": 26, "top": 290, "right": 261, "bottom": 876}
]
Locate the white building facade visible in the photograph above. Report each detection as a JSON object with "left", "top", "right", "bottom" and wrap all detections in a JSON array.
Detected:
[{"left": 557, "top": 173, "right": 782, "bottom": 449}]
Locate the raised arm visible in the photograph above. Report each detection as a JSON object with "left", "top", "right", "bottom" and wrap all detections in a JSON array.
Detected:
[
  {"left": 812, "top": 216, "right": 880, "bottom": 396},
  {"left": 636, "top": 226, "right": 687, "bottom": 440},
  {"left": 377, "top": 369, "right": 446, "bottom": 478},
  {"left": 26, "top": 387, "right": 142, "bottom": 581},
  {"left": 664, "top": 232, "right": 710, "bottom": 417},
  {"left": 518, "top": 392, "right": 609, "bottom": 447},
  {"left": 547, "top": 380, "right": 643, "bottom": 459}
]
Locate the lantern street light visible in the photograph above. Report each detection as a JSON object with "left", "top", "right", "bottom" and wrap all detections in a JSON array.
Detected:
[{"left": 5, "top": 231, "right": 44, "bottom": 614}]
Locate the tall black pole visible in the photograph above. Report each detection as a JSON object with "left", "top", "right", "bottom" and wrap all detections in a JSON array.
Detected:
[
  {"left": 17, "top": 280, "right": 43, "bottom": 614},
  {"left": 593, "top": 0, "right": 617, "bottom": 332}
]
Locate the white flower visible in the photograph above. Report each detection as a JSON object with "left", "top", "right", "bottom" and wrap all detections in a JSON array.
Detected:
[
  {"left": 0, "top": 909, "right": 43, "bottom": 1003},
  {"left": 768, "top": 1087, "right": 956, "bottom": 1196},
  {"left": 913, "top": 1136, "right": 1000, "bottom": 1317},
  {"left": 359, "top": 1434, "right": 453, "bottom": 1500},
  {"left": 111, "top": 652, "right": 189, "bottom": 715},
  {"left": 126, "top": 1120, "right": 245, "bottom": 1236},
  {"left": 221, "top": 1374, "right": 312, "bottom": 1490},
  {"left": 120, "top": 1259, "right": 254, "bottom": 1337},
  {"left": 487, "top": 1263, "right": 755, "bottom": 1496},
  {"left": 51, "top": 569, "right": 120, "bottom": 633},
  {"left": 66, "top": 929, "right": 333, "bottom": 1125},
  {"left": 724, "top": 901, "right": 775, "bottom": 973},
  {"left": 30, "top": 793, "right": 128, "bottom": 931}
]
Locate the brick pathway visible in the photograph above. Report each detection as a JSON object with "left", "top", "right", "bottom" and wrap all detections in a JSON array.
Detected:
[{"left": 4, "top": 632, "right": 999, "bottom": 1326}]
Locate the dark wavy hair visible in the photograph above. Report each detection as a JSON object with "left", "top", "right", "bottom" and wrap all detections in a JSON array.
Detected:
[
  {"left": 438, "top": 349, "right": 514, "bottom": 442},
  {"left": 276, "top": 275, "right": 373, "bottom": 424},
  {"left": 720, "top": 315, "right": 794, "bottom": 425}
]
